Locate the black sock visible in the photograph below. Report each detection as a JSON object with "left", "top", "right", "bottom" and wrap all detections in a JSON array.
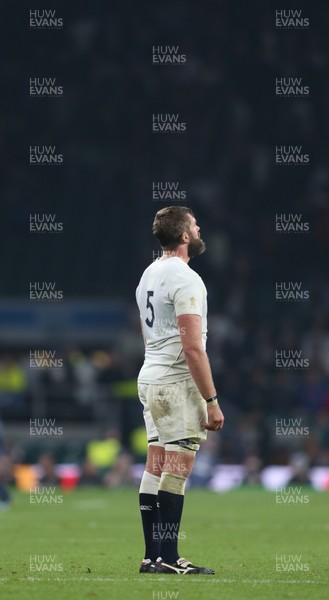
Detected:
[
  {"left": 139, "top": 493, "right": 160, "bottom": 562},
  {"left": 158, "top": 490, "right": 184, "bottom": 563}
]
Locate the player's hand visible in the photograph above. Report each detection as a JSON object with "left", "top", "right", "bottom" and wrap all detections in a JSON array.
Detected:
[{"left": 203, "top": 403, "right": 224, "bottom": 431}]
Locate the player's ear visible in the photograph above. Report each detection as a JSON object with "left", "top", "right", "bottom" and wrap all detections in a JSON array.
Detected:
[{"left": 181, "top": 231, "right": 189, "bottom": 244}]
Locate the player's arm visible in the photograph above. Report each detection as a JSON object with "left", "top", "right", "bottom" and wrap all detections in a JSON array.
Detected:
[
  {"left": 177, "top": 313, "right": 224, "bottom": 431},
  {"left": 177, "top": 314, "right": 215, "bottom": 398}
]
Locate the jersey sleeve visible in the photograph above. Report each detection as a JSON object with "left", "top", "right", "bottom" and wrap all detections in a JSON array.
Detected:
[{"left": 172, "top": 271, "right": 204, "bottom": 317}]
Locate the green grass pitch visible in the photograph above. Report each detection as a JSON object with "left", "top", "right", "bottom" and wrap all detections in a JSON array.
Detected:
[{"left": 0, "top": 487, "right": 328, "bottom": 599}]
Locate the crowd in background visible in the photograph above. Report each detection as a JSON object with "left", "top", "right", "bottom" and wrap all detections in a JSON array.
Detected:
[{"left": 0, "top": 325, "right": 329, "bottom": 470}]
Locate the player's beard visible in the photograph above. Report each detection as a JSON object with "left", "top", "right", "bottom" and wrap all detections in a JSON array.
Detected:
[{"left": 187, "top": 236, "right": 206, "bottom": 258}]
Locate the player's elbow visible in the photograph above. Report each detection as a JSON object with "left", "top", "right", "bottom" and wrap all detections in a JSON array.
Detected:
[{"left": 182, "top": 345, "right": 205, "bottom": 360}]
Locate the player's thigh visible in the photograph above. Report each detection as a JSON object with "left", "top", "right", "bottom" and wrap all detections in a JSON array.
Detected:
[
  {"left": 163, "top": 446, "right": 196, "bottom": 479},
  {"left": 138, "top": 382, "right": 160, "bottom": 443},
  {"left": 147, "top": 379, "right": 207, "bottom": 445},
  {"left": 146, "top": 443, "right": 165, "bottom": 477}
]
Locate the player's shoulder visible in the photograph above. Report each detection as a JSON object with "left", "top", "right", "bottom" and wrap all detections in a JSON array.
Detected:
[{"left": 167, "top": 259, "right": 205, "bottom": 294}]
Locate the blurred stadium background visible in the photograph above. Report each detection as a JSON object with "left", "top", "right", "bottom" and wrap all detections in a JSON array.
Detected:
[{"left": 0, "top": 0, "right": 329, "bottom": 503}]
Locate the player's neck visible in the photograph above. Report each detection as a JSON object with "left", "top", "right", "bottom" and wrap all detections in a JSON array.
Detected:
[{"left": 160, "top": 247, "right": 189, "bottom": 263}]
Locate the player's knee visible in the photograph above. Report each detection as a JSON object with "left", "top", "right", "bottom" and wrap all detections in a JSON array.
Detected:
[
  {"left": 159, "top": 446, "right": 195, "bottom": 494},
  {"left": 159, "top": 471, "right": 187, "bottom": 495},
  {"left": 164, "top": 441, "right": 197, "bottom": 480}
]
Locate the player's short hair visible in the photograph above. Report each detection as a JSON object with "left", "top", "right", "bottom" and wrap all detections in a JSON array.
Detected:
[{"left": 152, "top": 206, "right": 195, "bottom": 250}]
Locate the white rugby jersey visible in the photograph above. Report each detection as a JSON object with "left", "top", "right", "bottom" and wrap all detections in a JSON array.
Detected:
[{"left": 136, "top": 256, "right": 207, "bottom": 383}]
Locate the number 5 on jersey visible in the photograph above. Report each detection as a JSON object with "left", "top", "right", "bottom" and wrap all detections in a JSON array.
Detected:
[{"left": 145, "top": 290, "right": 155, "bottom": 327}]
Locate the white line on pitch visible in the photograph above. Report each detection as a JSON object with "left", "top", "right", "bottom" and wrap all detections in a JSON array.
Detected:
[{"left": 0, "top": 577, "right": 325, "bottom": 585}]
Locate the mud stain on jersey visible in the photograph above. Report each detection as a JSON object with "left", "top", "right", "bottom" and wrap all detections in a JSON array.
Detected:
[{"left": 151, "top": 397, "right": 172, "bottom": 420}]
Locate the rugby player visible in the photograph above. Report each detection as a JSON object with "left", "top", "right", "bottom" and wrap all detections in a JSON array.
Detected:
[{"left": 136, "top": 206, "right": 224, "bottom": 575}]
